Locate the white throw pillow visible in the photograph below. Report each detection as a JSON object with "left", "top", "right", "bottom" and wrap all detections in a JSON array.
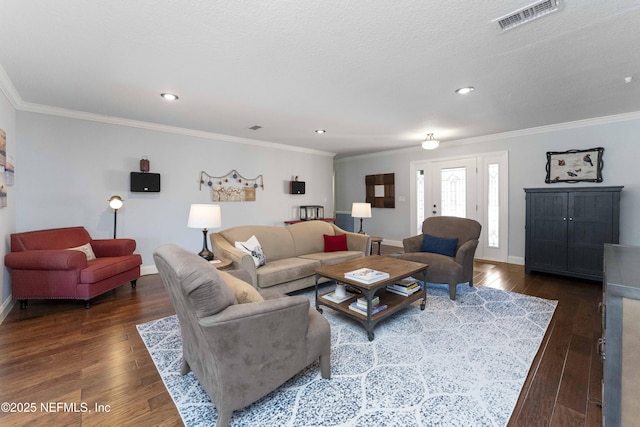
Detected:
[
  {"left": 67, "top": 243, "right": 96, "bottom": 261},
  {"left": 235, "top": 235, "right": 266, "bottom": 268}
]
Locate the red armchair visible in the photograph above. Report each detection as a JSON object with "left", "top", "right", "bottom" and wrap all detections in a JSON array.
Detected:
[{"left": 5, "top": 226, "right": 142, "bottom": 309}]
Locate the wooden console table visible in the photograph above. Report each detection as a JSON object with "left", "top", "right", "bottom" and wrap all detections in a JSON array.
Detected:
[{"left": 284, "top": 218, "right": 337, "bottom": 225}]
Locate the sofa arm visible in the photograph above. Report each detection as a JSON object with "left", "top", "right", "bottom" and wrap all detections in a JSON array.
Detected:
[
  {"left": 210, "top": 233, "right": 258, "bottom": 285},
  {"left": 91, "top": 238, "right": 136, "bottom": 257},
  {"left": 455, "top": 239, "right": 479, "bottom": 282},
  {"left": 4, "top": 250, "right": 87, "bottom": 270},
  {"left": 403, "top": 234, "right": 424, "bottom": 253},
  {"left": 225, "top": 269, "right": 252, "bottom": 285},
  {"left": 331, "top": 225, "right": 370, "bottom": 254}
]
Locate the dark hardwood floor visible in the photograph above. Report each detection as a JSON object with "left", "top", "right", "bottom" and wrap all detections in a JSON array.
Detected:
[{"left": 0, "top": 245, "right": 603, "bottom": 426}]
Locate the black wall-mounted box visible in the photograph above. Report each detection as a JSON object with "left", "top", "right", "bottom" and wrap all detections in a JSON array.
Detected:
[
  {"left": 290, "top": 181, "right": 305, "bottom": 194},
  {"left": 130, "top": 172, "right": 161, "bottom": 192}
]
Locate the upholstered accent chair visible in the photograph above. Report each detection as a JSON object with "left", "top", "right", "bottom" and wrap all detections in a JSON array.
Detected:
[
  {"left": 396, "top": 216, "right": 481, "bottom": 300},
  {"left": 153, "top": 244, "right": 331, "bottom": 427},
  {"left": 5, "top": 226, "right": 142, "bottom": 308}
]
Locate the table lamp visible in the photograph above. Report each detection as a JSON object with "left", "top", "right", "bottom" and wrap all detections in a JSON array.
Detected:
[
  {"left": 351, "top": 202, "right": 372, "bottom": 234},
  {"left": 188, "top": 204, "right": 222, "bottom": 261}
]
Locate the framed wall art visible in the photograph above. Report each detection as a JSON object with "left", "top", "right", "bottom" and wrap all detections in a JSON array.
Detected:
[
  {"left": 545, "top": 147, "right": 604, "bottom": 183},
  {"left": 365, "top": 173, "right": 394, "bottom": 208}
]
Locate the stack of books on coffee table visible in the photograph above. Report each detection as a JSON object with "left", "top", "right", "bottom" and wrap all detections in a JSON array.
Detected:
[
  {"left": 344, "top": 268, "right": 390, "bottom": 284},
  {"left": 348, "top": 295, "right": 388, "bottom": 315},
  {"left": 386, "top": 279, "right": 421, "bottom": 296}
]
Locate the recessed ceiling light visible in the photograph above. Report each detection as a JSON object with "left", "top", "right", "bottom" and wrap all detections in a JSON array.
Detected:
[
  {"left": 160, "top": 93, "right": 179, "bottom": 101},
  {"left": 315, "top": 129, "right": 326, "bottom": 134},
  {"left": 455, "top": 87, "right": 475, "bottom": 95}
]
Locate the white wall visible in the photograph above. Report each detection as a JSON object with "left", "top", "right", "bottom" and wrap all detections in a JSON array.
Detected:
[
  {"left": 335, "top": 115, "right": 640, "bottom": 263},
  {"left": 0, "top": 90, "right": 16, "bottom": 319},
  {"left": 15, "top": 111, "right": 335, "bottom": 270}
]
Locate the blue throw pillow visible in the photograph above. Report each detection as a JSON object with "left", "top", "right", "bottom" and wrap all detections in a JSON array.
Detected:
[{"left": 420, "top": 234, "right": 458, "bottom": 257}]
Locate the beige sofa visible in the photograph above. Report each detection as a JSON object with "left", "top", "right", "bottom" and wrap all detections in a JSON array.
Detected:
[{"left": 210, "top": 220, "right": 371, "bottom": 294}]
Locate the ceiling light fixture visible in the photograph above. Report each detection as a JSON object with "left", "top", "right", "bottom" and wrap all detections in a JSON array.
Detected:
[
  {"left": 160, "top": 93, "right": 179, "bottom": 101},
  {"left": 315, "top": 129, "right": 326, "bottom": 134},
  {"left": 421, "top": 133, "right": 440, "bottom": 150},
  {"left": 455, "top": 87, "right": 475, "bottom": 95}
]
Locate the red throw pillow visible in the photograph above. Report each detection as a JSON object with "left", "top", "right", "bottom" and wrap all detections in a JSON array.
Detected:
[{"left": 324, "top": 233, "right": 348, "bottom": 252}]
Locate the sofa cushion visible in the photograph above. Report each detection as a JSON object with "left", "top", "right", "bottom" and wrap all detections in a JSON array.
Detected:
[
  {"left": 397, "top": 251, "right": 463, "bottom": 284},
  {"left": 299, "top": 251, "right": 364, "bottom": 267},
  {"left": 256, "top": 257, "right": 321, "bottom": 288},
  {"left": 181, "top": 262, "right": 237, "bottom": 318},
  {"left": 222, "top": 225, "right": 295, "bottom": 261},
  {"left": 79, "top": 254, "right": 142, "bottom": 283},
  {"left": 420, "top": 233, "right": 458, "bottom": 257},
  {"left": 288, "top": 221, "right": 336, "bottom": 256},
  {"left": 11, "top": 226, "right": 92, "bottom": 251},
  {"left": 324, "top": 234, "right": 348, "bottom": 252},
  {"left": 67, "top": 243, "right": 96, "bottom": 261},
  {"left": 235, "top": 235, "right": 266, "bottom": 267},
  {"left": 220, "top": 271, "right": 264, "bottom": 303}
]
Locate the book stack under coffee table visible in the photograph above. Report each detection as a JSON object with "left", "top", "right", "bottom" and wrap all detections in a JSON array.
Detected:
[{"left": 315, "top": 255, "right": 428, "bottom": 341}]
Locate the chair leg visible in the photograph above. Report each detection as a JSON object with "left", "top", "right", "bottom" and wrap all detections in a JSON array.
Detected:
[
  {"left": 131, "top": 279, "right": 137, "bottom": 289},
  {"left": 319, "top": 353, "right": 331, "bottom": 379},
  {"left": 180, "top": 359, "right": 191, "bottom": 375},
  {"left": 216, "top": 408, "right": 232, "bottom": 427},
  {"left": 449, "top": 284, "right": 457, "bottom": 300}
]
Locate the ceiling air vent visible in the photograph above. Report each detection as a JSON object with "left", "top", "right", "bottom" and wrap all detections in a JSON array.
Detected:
[{"left": 493, "top": 0, "right": 562, "bottom": 32}]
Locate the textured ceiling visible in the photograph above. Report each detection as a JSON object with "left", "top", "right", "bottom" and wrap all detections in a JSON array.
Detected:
[{"left": 1, "top": 1, "right": 640, "bottom": 157}]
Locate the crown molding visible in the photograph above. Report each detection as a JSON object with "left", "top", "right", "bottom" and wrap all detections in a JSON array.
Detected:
[
  {"left": 4, "top": 64, "right": 639, "bottom": 161},
  {"left": 0, "top": 65, "right": 335, "bottom": 158},
  {"left": 336, "top": 110, "right": 640, "bottom": 161},
  {"left": 0, "top": 65, "right": 23, "bottom": 109}
]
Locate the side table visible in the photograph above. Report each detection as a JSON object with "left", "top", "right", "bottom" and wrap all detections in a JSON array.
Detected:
[
  {"left": 210, "top": 258, "right": 233, "bottom": 270},
  {"left": 370, "top": 236, "right": 383, "bottom": 255}
]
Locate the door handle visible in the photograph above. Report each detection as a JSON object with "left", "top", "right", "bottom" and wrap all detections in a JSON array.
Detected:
[{"left": 597, "top": 337, "right": 606, "bottom": 360}]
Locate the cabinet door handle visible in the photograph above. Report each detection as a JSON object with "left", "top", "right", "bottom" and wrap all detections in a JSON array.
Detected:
[
  {"left": 597, "top": 337, "right": 606, "bottom": 360},
  {"left": 563, "top": 217, "right": 567, "bottom": 221},
  {"left": 569, "top": 217, "right": 573, "bottom": 221}
]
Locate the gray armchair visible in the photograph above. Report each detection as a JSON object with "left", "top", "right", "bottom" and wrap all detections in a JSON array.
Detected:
[
  {"left": 153, "top": 244, "right": 331, "bottom": 427},
  {"left": 396, "top": 216, "right": 481, "bottom": 300}
]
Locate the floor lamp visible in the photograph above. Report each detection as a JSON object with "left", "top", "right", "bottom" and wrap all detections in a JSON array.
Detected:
[
  {"left": 188, "top": 204, "right": 222, "bottom": 261},
  {"left": 108, "top": 195, "right": 124, "bottom": 239},
  {"left": 351, "top": 202, "right": 372, "bottom": 234}
]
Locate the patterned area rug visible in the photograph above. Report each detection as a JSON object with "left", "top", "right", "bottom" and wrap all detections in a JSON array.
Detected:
[{"left": 137, "top": 283, "right": 557, "bottom": 426}]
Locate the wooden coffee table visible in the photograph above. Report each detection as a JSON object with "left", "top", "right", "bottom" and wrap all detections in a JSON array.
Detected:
[{"left": 315, "top": 255, "right": 428, "bottom": 341}]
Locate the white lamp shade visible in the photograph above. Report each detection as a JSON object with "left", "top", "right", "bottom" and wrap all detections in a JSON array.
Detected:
[
  {"left": 351, "top": 202, "right": 372, "bottom": 218},
  {"left": 188, "top": 204, "right": 222, "bottom": 229},
  {"left": 108, "top": 195, "right": 123, "bottom": 210}
]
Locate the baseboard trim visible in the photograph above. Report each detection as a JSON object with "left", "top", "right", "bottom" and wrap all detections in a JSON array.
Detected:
[
  {"left": 508, "top": 256, "right": 525, "bottom": 266},
  {"left": 0, "top": 295, "right": 15, "bottom": 325},
  {"left": 141, "top": 265, "right": 158, "bottom": 276}
]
